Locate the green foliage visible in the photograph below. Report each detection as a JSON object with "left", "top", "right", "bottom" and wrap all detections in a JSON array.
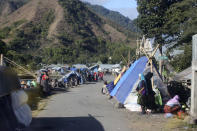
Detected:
[
  {"left": 137, "top": 0, "right": 168, "bottom": 45},
  {"left": 164, "top": 0, "right": 197, "bottom": 47},
  {"left": 137, "top": 0, "right": 196, "bottom": 71},
  {"left": 0, "top": 20, "right": 26, "bottom": 39},
  {"left": 0, "top": 27, "right": 11, "bottom": 39},
  {"left": 0, "top": 40, "right": 7, "bottom": 54},
  {"left": 170, "top": 44, "right": 192, "bottom": 72},
  {"left": 9, "top": 10, "right": 54, "bottom": 51}
]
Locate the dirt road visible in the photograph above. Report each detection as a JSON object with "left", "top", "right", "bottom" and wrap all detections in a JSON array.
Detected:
[{"left": 27, "top": 75, "right": 132, "bottom": 131}]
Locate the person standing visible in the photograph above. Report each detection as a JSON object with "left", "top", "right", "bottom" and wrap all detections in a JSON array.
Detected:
[
  {"left": 41, "top": 72, "right": 50, "bottom": 95},
  {"left": 136, "top": 72, "right": 157, "bottom": 114}
]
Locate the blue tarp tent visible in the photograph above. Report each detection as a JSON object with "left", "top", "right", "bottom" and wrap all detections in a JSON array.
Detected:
[{"left": 110, "top": 56, "right": 148, "bottom": 104}]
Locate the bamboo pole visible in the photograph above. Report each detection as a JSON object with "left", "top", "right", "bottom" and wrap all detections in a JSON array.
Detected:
[
  {"left": 4, "top": 56, "right": 36, "bottom": 78},
  {"left": 150, "top": 58, "right": 154, "bottom": 88},
  {"left": 0, "top": 54, "right": 3, "bottom": 66}
]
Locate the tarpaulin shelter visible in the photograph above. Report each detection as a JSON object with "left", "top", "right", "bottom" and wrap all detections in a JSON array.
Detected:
[
  {"left": 70, "top": 67, "right": 77, "bottom": 72},
  {"left": 110, "top": 55, "right": 170, "bottom": 105},
  {"left": 89, "top": 64, "right": 99, "bottom": 71},
  {"left": 110, "top": 56, "right": 148, "bottom": 104}
]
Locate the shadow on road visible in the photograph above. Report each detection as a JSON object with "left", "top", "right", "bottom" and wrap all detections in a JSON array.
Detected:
[
  {"left": 26, "top": 115, "right": 105, "bottom": 131},
  {"left": 50, "top": 87, "right": 70, "bottom": 95},
  {"left": 84, "top": 82, "right": 97, "bottom": 85}
]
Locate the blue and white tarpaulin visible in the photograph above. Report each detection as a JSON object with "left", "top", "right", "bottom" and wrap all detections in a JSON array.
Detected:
[{"left": 110, "top": 56, "right": 148, "bottom": 104}]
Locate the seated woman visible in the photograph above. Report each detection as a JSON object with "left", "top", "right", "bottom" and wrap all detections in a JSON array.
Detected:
[{"left": 164, "top": 95, "right": 181, "bottom": 115}]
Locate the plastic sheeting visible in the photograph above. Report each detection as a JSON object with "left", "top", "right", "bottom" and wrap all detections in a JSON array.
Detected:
[
  {"left": 124, "top": 94, "right": 141, "bottom": 112},
  {"left": 106, "top": 82, "right": 115, "bottom": 93},
  {"left": 11, "top": 90, "right": 28, "bottom": 110},
  {"left": 14, "top": 104, "right": 32, "bottom": 127},
  {"left": 111, "top": 56, "right": 148, "bottom": 104},
  {"left": 11, "top": 90, "right": 32, "bottom": 127},
  {"left": 110, "top": 59, "right": 140, "bottom": 97}
]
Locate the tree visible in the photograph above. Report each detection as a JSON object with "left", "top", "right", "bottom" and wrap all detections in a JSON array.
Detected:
[
  {"left": 164, "top": 0, "right": 197, "bottom": 47},
  {"left": 137, "top": 0, "right": 167, "bottom": 48},
  {"left": 136, "top": 0, "right": 183, "bottom": 50},
  {"left": 170, "top": 44, "right": 192, "bottom": 72},
  {"left": 136, "top": 0, "right": 196, "bottom": 71}
]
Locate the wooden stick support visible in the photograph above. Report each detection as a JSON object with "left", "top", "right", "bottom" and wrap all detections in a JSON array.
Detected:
[
  {"left": 0, "top": 54, "right": 3, "bottom": 66},
  {"left": 150, "top": 58, "right": 154, "bottom": 88}
]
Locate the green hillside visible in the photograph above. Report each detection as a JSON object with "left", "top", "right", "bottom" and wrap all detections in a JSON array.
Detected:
[
  {"left": 0, "top": 0, "right": 136, "bottom": 69},
  {"left": 85, "top": 3, "right": 137, "bottom": 33}
]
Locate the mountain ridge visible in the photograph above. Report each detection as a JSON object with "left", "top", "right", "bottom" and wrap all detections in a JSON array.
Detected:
[
  {"left": 0, "top": 0, "right": 136, "bottom": 67},
  {"left": 85, "top": 2, "right": 137, "bottom": 33}
]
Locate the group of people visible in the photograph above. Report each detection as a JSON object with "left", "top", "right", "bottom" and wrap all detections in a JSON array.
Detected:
[
  {"left": 86, "top": 71, "right": 104, "bottom": 82},
  {"left": 136, "top": 72, "right": 185, "bottom": 117},
  {"left": 21, "top": 80, "right": 37, "bottom": 89}
]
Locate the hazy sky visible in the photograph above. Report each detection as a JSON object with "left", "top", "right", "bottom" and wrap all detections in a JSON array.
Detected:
[{"left": 81, "top": 0, "right": 138, "bottom": 20}]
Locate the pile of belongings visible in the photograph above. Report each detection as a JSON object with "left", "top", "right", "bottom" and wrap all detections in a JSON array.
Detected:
[
  {"left": 164, "top": 81, "right": 191, "bottom": 119},
  {"left": 0, "top": 66, "right": 32, "bottom": 130}
]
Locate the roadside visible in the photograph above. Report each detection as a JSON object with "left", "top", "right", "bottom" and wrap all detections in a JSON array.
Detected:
[{"left": 27, "top": 75, "right": 196, "bottom": 131}]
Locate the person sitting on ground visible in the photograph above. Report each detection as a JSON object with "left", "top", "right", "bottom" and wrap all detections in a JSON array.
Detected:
[
  {"left": 136, "top": 73, "right": 158, "bottom": 114},
  {"left": 101, "top": 81, "right": 108, "bottom": 95},
  {"left": 164, "top": 95, "right": 181, "bottom": 115}
]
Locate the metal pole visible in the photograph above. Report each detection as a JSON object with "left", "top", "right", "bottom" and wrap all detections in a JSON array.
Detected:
[
  {"left": 0, "top": 54, "right": 3, "bottom": 66},
  {"left": 191, "top": 34, "right": 197, "bottom": 123}
]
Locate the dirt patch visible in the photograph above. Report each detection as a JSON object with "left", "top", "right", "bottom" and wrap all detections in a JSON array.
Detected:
[
  {"left": 126, "top": 111, "right": 167, "bottom": 131},
  {"left": 0, "top": 0, "right": 39, "bottom": 27},
  {"left": 47, "top": 0, "right": 64, "bottom": 39},
  {"left": 103, "top": 24, "right": 126, "bottom": 42}
]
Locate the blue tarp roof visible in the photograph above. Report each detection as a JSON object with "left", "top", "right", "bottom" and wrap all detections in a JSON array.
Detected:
[
  {"left": 70, "top": 67, "right": 77, "bottom": 71},
  {"left": 110, "top": 56, "right": 148, "bottom": 104}
]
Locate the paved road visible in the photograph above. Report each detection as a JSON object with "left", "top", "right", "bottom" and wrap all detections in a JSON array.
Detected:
[{"left": 28, "top": 75, "right": 131, "bottom": 131}]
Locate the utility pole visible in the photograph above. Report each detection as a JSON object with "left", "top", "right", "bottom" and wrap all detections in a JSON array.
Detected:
[
  {"left": 0, "top": 54, "right": 3, "bottom": 66},
  {"left": 191, "top": 34, "right": 197, "bottom": 124}
]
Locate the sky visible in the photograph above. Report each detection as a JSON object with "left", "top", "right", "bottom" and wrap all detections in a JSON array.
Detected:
[{"left": 81, "top": 0, "right": 138, "bottom": 20}]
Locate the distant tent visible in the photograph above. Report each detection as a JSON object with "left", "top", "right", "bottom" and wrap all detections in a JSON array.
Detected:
[
  {"left": 70, "top": 67, "right": 77, "bottom": 71},
  {"left": 110, "top": 56, "right": 148, "bottom": 104},
  {"left": 89, "top": 64, "right": 99, "bottom": 71}
]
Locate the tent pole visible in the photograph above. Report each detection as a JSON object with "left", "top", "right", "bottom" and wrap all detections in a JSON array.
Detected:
[
  {"left": 0, "top": 54, "right": 3, "bottom": 66},
  {"left": 151, "top": 58, "right": 154, "bottom": 88}
]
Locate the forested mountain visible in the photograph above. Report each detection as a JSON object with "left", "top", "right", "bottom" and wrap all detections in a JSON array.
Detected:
[
  {"left": 0, "top": 0, "right": 136, "bottom": 69},
  {"left": 85, "top": 3, "right": 137, "bottom": 32}
]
